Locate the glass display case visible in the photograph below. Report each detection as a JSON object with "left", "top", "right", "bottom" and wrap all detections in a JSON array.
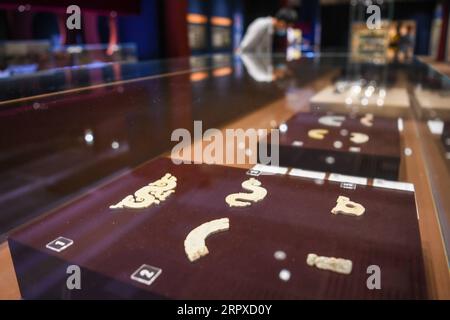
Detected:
[{"left": 0, "top": 53, "right": 449, "bottom": 299}]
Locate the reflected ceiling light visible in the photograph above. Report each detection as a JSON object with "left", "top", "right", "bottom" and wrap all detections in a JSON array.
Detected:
[
  {"left": 279, "top": 123, "right": 288, "bottom": 133},
  {"left": 107, "top": 44, "right": 119, "bottom": 56},
  {"left": 376, "top": 98, "right": 384, "bottom": 107},
  {"left": 365, "top": 86, "right": 375, "bottom": 97},
  {"left": 314, "top": 179, "right": 325, "bottom": 185},
  {"left": 67, "top": 46, "right": 83, "bottom": 54},
  {"left": 274, "top": 251, "right": 287, "bottom": 261},
  {"left": 345, "top": 97, "right": 353, "bottom": 105},
  {"left": 361, "top": 98, "right": 369, "bottom": 106},
  {"left": 279, "top": 269, "right": 291, "bottom": 282},
  {"left": 111, "top": 141, "right": 120, "bottom": 150},
  {"left": 84, "top": 130, "right": 94, "bottom": 145},
  {"left": 333, "top": 141, "right": 343, "bottom": 149}
]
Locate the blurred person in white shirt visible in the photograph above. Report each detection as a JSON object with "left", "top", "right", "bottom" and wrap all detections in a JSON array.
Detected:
[{"left": 237, "top": 7, "right": 298, "bottom": 54}]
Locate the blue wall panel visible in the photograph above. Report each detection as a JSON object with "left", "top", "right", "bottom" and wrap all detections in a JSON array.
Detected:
[
  {"left": 118, "top": 0, "right": 160, "bottom": 60},
  {"left": 188, "top": 0, "right": 208, "bottom": 15}
]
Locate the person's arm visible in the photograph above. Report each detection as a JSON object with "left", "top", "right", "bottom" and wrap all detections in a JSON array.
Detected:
[
  {"left": 239, "top": 19, "right": 269, "bottom": 53},
  {"left": 241, "top": 54, "right": 274, "bottom": 82}
]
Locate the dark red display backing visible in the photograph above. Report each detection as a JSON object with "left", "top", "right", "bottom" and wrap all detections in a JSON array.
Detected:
[{"left": 9, "top": 158, "right": 426, "bottom": 299}]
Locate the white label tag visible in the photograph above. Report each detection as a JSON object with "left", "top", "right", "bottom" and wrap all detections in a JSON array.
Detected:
[
  {"left": 372, "top": 179, "right": 415, "bottom": 192},
  {"left": 340, "top": 182, "right": 356, "bottom": 190},
  {"left": 289, "top": 168, "right": 326, "bottom": 180},
  {"left": 328, "top": 173, "right": 368, "bottom": 185}
]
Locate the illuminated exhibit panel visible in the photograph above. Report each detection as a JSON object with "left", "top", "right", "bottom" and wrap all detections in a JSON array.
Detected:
[
  {"left": 261, "top": 111, "right": 401, "bottom": 180},
  {"left": 211, "top": 16, "right": 232, "bottom": 50},
  {"left": 351, "top": 20, "right": 416, "bottom": 63},
  {"left": 9, "top": 158, "right": 425, "bottom": 299},
  {"left": 187, "top": 13, "right": 208, "bottom": 51},
  {"left": 310, "top": 84, "right": 410, "bottom": 117}
]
